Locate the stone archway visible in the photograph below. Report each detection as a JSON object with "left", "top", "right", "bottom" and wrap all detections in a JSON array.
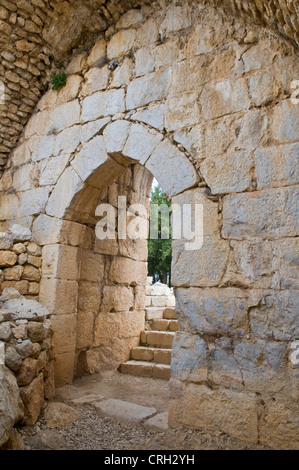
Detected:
[{"left": 33, "top": 121, "right": 199, "bottom": 386}]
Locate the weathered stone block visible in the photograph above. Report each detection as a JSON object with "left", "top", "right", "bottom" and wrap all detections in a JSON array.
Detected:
[
  {"left": 123, "top": 123, "right": 163, "bottom": 164},
  {"left": 200, "top": 150, "right": 253, "bottom": 194},
  {"left": 109, "top": 257, "right": 147, "bottom": 286},
  {"left": 39, "top": 278, "right": 78, "bottom": 315},
  {"left": 175, "top": 287, "right": 262, "bottom": 336},
  {"left": 81, "top": 66, "right": 109, "bottom": 96},
  {"left": 20, "top": 373, "right": 44, "bottom": 426},
  {"left": 101, "top": 285, "right": 134, "bottom": 312},
  {"left": 255, "top": 143, "right": 299, "bottom": 188},
  {"left": 87, "top": 38, "right": 106, "bottom": 67},
  {"left": 171, "top": 332, "right": 209, "bottom": 383},
  {"left": 169, "top": 382, "right": 258, "bottom": 443},
  {"left": 222, "top": 187, "right": 299, "bottom": 239},
  {"left": 146, "top": 140, "right": 199, "bottom": 197},
  {"left": 81, "top": 88, "right": 125, "bottom": 122},
  {"left": 270, "top": 99, "right": 299, "bottom": 143},
  {"left": 52, "top": 314, "right": 76, "bottom": 355},
  {"left": 42, "top": 244, "right": 80, "bottom": 280},
  {"left": 126, "top": 70, "right": 171, "bottom": 110},
  {"left": 0, "top": 251, "right": 17, "bottom": 268},
  {"left": 107, "top": 29, "right": 136, "bottom": 59}
]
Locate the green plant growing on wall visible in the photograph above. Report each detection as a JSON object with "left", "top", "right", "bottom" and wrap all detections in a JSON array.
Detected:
[{"left": 50, "top": 72, "right": 67, "bottom": 91}]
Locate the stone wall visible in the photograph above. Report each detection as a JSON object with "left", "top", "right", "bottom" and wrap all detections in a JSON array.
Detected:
[
  {"left": 0, "top": 287, "right": 54, "bottom": 447},
  {"left": 0, "top": 228, "right": 41, "bottom": 297},
  {"left": 0, "top": 0, "right": 298, "bottom": 176},
  {"left": 0, "top": 0, "right": 298, "bottom": 449}
]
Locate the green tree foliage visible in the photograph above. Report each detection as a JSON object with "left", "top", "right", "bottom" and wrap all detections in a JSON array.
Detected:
[{"left": 148, "top": 185, "right": 172, "bottom": 285}]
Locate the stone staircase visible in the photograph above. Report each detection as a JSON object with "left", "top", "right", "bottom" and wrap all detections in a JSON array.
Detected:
[{"left": 120, "top": 280, "right": 177, "bottom": 380}]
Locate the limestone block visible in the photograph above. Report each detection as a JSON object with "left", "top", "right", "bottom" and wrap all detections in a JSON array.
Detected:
[
  {"left": 81, "top": 66, "right": 109, "bottom": 96},
  {"left": 111, "top": 57, "right": 134, "bottom": 88},
  {"left": 234, "top": 338, "right": 288, "bottom": 394},
  {"left": 3, "top": 265, "right": 23, "bottom": 281},
  {"left": 39, "top": 278, "right": 78, "bottom": 315},
  {"left": 255, "top": 143, "right": 299, "bottom": 188},
  {"left": 169, "top": 57, "right": 206, "bottom": 95},
  {"left": 169, "top": 383, "right": 258, "bottom": 443},
  {"left": 165, "top": 92, "right": 200, "bottom": 132},
  {"left": 54, "top": 126, "right": 81, "bottom": 156},
  {"left": 53, "top": 352, "right": 75, "bottom": 387},
  {"left": 118, "top": 311, "right": 145, "bottom": 338},
  {"left": 0, "top": 194, "right": 19, "bottom": 221},
  {"left": 122, "top": 123, "right": 163, "bottom": 164},
  {"left": 27, "top": 322, "right": 45, "bottom": 342},
  {"left": 222, "top": 186, "right": 299, "bottom": 239},
  {"left": 81, "top": 117, "right": 110, "bottom": 144},
  {"left": 107, "top": 29, "right": 136, "bottom": 59},
  {"left": 66, "top": 53, "right": 88, "bottom": 75},
  {"left": 94, "top": 312, "right": 120, "bottom": 346},
  {"left": 146, "top": 140, "right": 199, "bottom": 197},
  {"left": 16, "top": 357, "right": 38, "bottom": 386},
  {"left": 0, "top": 366, "right": 23, "bottom": 447},
  {"left": 52, "top": 314, "right": 76, "bottom": 355},
  {"left": 103, "top": 119, "right": 131, "bottom": 155},
  {"left": 249, "top": 291, "right": 299, "bottom": 341},
  {"left": 78, "top": 281, "right": 102, "bottom": 314},
  {"left": 223, "top": 239, "right": 273, "bottom": 289},
  {"left": 248, "top": 68, "right": 280, "bottom": 106},
  {"left": 9, "top": 224, "right": 31, "bottom": 243},
  {"left": 272, "top": 238, "right": 299, "bottom": 290},
  {"left": 20, "top": 373, "right": 44, "bottom": 426},
  {"left": 76, "top": 310, "right": 94, "bottom": 350},
  {"left": 42, "top": 244, "right": 80, "bottom": 281},
  {"left": 242, "top": 41, "right": 277, "bottom": 72},
  {"left": 22, "top": 265, "right": 41, "bottom": 282},
  {"left": 4, "top": 348, "right": 22, "bottom": 372},
  {"left": 101, "top": 285, "right": 134, "bottom": 312},
  {"left": 46, "top": 166, "right": 84, "bottom": 218},
  {"left": 0, "top": 233, "right": 13, "bottom": 250},
  {"left": 37, "top": 89, "right": 57, "bottom": 111},
  {"left": 116, "top": 9, "right": 144, "bottom": 29},
  {"left": 71, "top": 135, "right": 112, "bottom": 186},
  {"left": 259, "top": 401, "right": 299, "bottom": 450},
  {"left": 87, "top": 38, "right": 106, "bottom": 67},
  {"left": 12, "top": 243, "right": 26, "bottom": 255},
  {"left": 154, "top": 39, "right": 180, "bottom": 70},
  {"left": 200, "top": 150, "right": 253, "bottom": 194},
  {"left": 0, "top": 322, "right": 11, "bottom": 341},
  {"left": 12, "top": 163, "right": 37, "bottom": 191},
  {"left": 11, "top": 142, "right": 30, "bottom": 167},
  {"left": 200, "top": 78, "right": 250, "bottom": 121},
  {"left": 136, "top": 19, "right": 159, "bottom": 47},
  {"left": 175, "top": 287, "right": 262, "bottom": 337},
  {"left": 43, "top": 402, "right": 82, "bottom": 429},
  {"left": 39, "top": 154, "right": 70, "bottom": 187},
  {"left": 48, "top": 100, "right": 81, "bottom": 134},
  {"left": 173, "top": 125, "right": 203, "bottom": 157},
  {"left": 80, "top": 251, "right": 105, "bottom": 283},
  {"left": 171, "top": 332, "right": 209, "bottom": 382},
  {"left": 18, "top": 187, "right": 49, "bottom": 218},
  {"left": 131, "top": 104, "right": 165, "bottom": 131},
  {"left": 126, "top": 70, "right": 171, "bottom": 110},
  {"left": 270, "top": 99, "right": 299, "bottom": 143},
  {"left": 0, "top": 251, "right": 17, "bottom": 268},
  {"left": 159, "top": 5, "right": 191, "bottom": 37},
  {"left": 81, "top": 88, "right": 125, "bottom": 122},
  {"left": 1, "top": 281, "right": 29, "bottom": 295},
  {"left": 210, "top": 337, "right": 243, "bottom": 389},
  {"left": 109, "top": 257, "right": 147, "bottom": 285},
  {"left": 56, "top": 75, "right": 82, "bottom": 105},
  {"left": 135, "top": 47, "right": 154, "bottom": 77}
]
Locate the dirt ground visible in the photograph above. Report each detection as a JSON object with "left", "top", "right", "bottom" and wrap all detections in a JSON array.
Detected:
[{"left": 19, "top": 372, "right": 273, "bottom": 451}]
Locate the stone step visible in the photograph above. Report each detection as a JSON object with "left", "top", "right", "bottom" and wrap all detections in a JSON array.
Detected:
[
  {"left": 141, "top": 330, "right": 175, "bottom": 349},
  {"left": 131, "top": 346, "right": 172, "bottom": 365},
  {"left": 145, "top": 307, "right": 164, "bottom": 320},
  {"left": 163, "top": 307, "right": 176, "bottom": 320},
  {"left": 149, "top": 319, "right": 178, "bottom": 332},
  {"left": 120, "top": 360, "right": 171, "bottom": 380}
]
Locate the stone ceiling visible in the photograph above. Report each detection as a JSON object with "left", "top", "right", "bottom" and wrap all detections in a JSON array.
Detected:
[{"left": 0, "top": 0, "right": 298, "bottom": 175}]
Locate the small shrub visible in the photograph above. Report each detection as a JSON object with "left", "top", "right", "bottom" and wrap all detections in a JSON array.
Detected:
[{"left": 50, "top": 72, "right": 67, "bottom": 91}]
